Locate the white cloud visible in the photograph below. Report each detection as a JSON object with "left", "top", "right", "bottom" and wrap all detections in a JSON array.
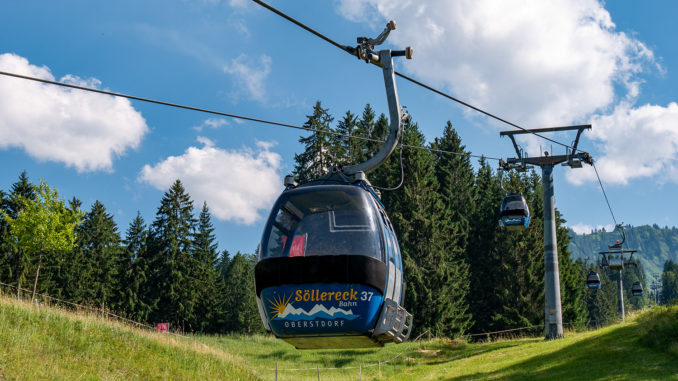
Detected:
[
  {"left": 0, "top": 53, "right": 148, "bottom": 172},
  {"left": 567, "top": 102, "right": 678, "bottom": 185},
  {"left": 192, "top": 118, "right": 230, "bottom": 132},
  {"left": 568, "top": 222, "right": 614, "bottom": 235},
  {"left": 229, "top": 0, "right": 249, "bottom": 9},
  {"left": 223, "top": 54, "right": 272, "bottom": 102},
  {"left": 229, "top": 18, "right": 251, "bottom": 37},
  {"left": 138, "top": 138, "right": 282, "bottom": 225},
  {"left": 338, "top": 1, "right": 656, "bottom": 147}
]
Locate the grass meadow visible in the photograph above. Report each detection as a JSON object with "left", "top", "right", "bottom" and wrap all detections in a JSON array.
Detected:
[{"left": 1, "top": 293, "right": 677, "bottom": 380}]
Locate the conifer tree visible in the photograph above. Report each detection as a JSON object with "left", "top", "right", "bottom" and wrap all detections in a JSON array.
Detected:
[
  {"left": 381, "top": 119, "right": 471, "bottom": 336},
  {"left": 432, "top": 122, "right": 475, "bottom": 249},
  {"left": 466, "top": 159, "right": 504, "bottom": 332},
  {"left": 294, "top": 101, "right": 334, "bottom": 183},
  {"left": 333, "top": 110, "right": 359, "bottom": 167},
  {"left": 71, "top": 201, "right": 122, "bottom": 308},
  {"left": 214, "top": 249, "right": 231, "bottom": 332},
  {"left": 192, "top": 202, "right": 220, "bottom": 332},
  {"left": 353, "top": 104, "right": 377, "bottom": 164},
  {"left": 556, "top": 212, "right": 589, "bottom": 326},
  {"left": 146, "top": 180, "right": 198, "bottom": 331},
  {"left": 118, "top": 212, "right": 151, "bottom": 319},
  {"left": 220, "top": 252, "right": 262, "bottom": 334},
  {"left": 661, "top": 260, "right": 678, "bottom": 304}
]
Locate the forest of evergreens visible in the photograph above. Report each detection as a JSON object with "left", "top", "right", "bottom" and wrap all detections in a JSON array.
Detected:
[{"left": 0, "top": 101, "right": 674, "bottom": 336}]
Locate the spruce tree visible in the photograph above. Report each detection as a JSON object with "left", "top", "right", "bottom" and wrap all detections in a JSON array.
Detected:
[
  {"left": 146, "top": 180, "right": 198, "bottom": 331},
  {"left": 333, "top": 110, "right": 359, "bottom": 167},
  {"left": 661, "top": 260, "right": 678, "bottom": 304},
  {"left": 353, "top": 104, "right": 377, "bottom": 164},
  {"left": 214, "top": 249, "right": 231, "bottom": 332},
  {"left": 466, "top": 159, "right": 504, "bottom": 332},
  {"left": 220, "top": 252, "right": 263, "bottom": 334},
  {"left": 118, "top": 212, "right": 152, "bottom": 320},
  {"left": 557, "top": 212, "right": 589, "bottom": 326},
  {"left": 192, "top": 202, "right": 220, "bottom": 332},
  {"left": 72, "top": 201, "right": 122, "bottom": 309},
  {"left": 293, "top": 101, "right": 334, "bottom": 183},
  {"left": 381, "top": 119, "right": 471, "bottom": 336},
  {"left": 432, "top": 122, "right": 475, "bottom": 249}
]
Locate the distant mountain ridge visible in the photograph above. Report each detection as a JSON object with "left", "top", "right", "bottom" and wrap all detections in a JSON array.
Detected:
[{"left": 568, "top": 224, "right": 678, "bottom": 278}]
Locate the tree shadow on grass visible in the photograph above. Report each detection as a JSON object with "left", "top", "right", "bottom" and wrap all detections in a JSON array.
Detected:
[
  {"left": 414, "top": 339, "right": 537, "bottom": 366},
  {"left": 256, "top": 349, "right": 302, "bottom": 361},
  {"left": 444, "top": 324, "right": 678, "bottom": 380}
]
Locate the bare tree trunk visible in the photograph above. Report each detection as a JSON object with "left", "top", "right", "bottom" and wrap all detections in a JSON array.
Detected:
[{"left": 31, "top": 253, "right": 43, "bottom": 302}]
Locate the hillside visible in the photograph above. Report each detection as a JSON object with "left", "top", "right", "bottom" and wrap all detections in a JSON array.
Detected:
[
  {"left": 569, "top": 224, "right": 678, "bottom": 277},
  {"left": 1, "top": 295, "right": 677, "bottom": 380},
  {"left": 0, "top": 295, "right": 257, "bottom": 380}
]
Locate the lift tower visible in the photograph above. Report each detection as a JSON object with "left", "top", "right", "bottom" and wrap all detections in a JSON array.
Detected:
[
  {"left": 500, "top": 125, "right": 593, "bottom": 340},
  {"left": 598, "top": 225, "right": 638, "bottom": 319}
]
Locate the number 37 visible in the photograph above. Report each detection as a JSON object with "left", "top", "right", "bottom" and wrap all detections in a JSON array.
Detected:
[{"left": 360, "top": 291, "right": 373, "bottom": 301}]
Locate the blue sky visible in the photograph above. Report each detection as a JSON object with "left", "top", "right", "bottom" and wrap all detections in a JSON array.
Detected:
[{"left": 1, "top": 0, "right": 677, "bottom": 255}]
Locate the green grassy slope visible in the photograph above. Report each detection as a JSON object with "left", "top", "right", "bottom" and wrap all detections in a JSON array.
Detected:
[
  {"left": 206, "top": 317, "right": 678, "bottom": 380},
  {"left": 0, "top": 296, "right": 257, "bottom": 380},
  {"left": 1, "top": 295, "right": 676, "bottom": 380}
]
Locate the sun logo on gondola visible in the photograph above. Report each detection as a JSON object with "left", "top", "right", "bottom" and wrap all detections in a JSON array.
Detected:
[{"left": 267, "top": 293, "right": 292, "bottom": 318}]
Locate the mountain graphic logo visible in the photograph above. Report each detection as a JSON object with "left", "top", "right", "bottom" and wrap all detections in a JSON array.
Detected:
[{"left": 274, "top": 303, "right": 359, "bottom": 321}]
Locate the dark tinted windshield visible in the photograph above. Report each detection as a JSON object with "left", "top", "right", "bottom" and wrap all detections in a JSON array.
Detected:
[
  {"left": 261, "top": 186, "right": 382, "bottom": 260},
  {"left": 501, "top": 194, "right": 529, "bottom": 216}
]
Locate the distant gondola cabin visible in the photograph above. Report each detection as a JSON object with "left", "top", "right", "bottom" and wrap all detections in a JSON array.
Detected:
[{"left": 499, "top": 193, "right": 530, "bottom": 229}]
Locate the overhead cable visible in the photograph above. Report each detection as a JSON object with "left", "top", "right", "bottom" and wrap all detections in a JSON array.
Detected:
[
  {"left": 250, "top": 0, "right": 629, "bottom": 228},
  {"left": 251, "top": 0, "right": 583, "bottom": 154},
  {"left": 0, "top": 70, "right": 499, "bottom": 161},
  {"left": 592, "top": 163, "right": 618, "bottom": 226}
]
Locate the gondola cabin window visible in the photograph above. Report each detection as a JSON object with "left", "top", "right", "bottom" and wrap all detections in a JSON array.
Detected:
[{"left": 261, "top": 188, "right": 382, "bottom": 259}]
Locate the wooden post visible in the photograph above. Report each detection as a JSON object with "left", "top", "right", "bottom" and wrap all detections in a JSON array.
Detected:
[
  {"left": 317, "top": 365, "right": 320, "bottom": 380},
  {"left": 359, "top": 364, "right": 362, "bottom": 381},
  {"left": 275, "top": 361, "right": 278, "bottom": 381},
  {"left": 31, "top": 253, "right": 43, "bottom": 302},
  {"left": 378, "top": 361, "right": 381, "bottom": 378}
]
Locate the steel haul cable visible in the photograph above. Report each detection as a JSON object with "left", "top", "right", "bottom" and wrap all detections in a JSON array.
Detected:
[
  {"left": 0, "top": 70, "right": 500, "bottom": 161},
  {"left": 250, "top": 0, "right": 627, "bottom": 228},
  {"left": 251, "top": 0, "right": 582, "bottom": 154}
]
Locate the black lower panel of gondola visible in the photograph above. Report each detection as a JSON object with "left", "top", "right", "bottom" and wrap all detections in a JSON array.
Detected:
[{"left": 255, "top": 255, "right": 387, "bottom": 297}]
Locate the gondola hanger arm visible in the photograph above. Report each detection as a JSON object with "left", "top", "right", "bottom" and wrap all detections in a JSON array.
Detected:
[{"left": 344, "top": 21, "right": 413, "bottom": 176}]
